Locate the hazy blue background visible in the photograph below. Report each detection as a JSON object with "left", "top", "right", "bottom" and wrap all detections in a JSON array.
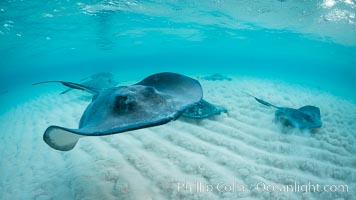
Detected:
[{"left": 1, "top": 0, "right": 356, "bottom": 110}]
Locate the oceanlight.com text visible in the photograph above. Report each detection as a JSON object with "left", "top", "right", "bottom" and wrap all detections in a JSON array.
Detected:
[
  {"left": 176, "top": 181, "right": 349, "bottom": 195},
  {"left": 255, "top": 181, "right": 348, "bottom": 194}
]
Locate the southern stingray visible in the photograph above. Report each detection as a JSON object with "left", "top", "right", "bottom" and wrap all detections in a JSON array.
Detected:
[
  {"left": 60, "top": 72, "right": 117, "bottom": 94},
  {"left": 34, "top": 72, "right": 203, "bottom": 151},
  {"left": 201, "top": 73, "right": 232, "bottom": 81},
  {"left": 244, "top": 92, "right": 322, "bottom": 129},
  {"left": 182, "top": 99, "right": 228, "bottom": 119},
  {"left": 34, "top": 76, "right": 228, "bottom": 120}
]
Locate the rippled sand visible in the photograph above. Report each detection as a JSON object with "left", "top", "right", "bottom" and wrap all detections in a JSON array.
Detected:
[{"left": 0, "top": 77, "right": 355, "bottom": 200}]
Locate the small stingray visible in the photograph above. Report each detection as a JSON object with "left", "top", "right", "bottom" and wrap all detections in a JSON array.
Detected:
[
  {"left": 61, "top": 72, "right": 117, "bottom": 94},
  {"left": 182, "top": 99, "right": 228, "bottom": 119},
  {"left": 244, "top": 92, "right": 322, "bottom": 130},
  {"left": 80, "top": 72, "right": 113, "bottom": 81},
  {"left": 34, "top": 72, "right": 202, "bottom": 151},
  {"left": 202, "top": 73, "right": 232, "bottom": 81}
]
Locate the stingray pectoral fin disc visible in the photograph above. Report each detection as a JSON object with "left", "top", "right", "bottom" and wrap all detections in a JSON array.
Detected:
[{"left": 43, "top": 126, "right": 83, "bottom": 151}]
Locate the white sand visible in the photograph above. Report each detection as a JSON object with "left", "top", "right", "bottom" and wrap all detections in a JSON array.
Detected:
[{"left": 0, "top": 77, "right": 355, "bottom": 200}]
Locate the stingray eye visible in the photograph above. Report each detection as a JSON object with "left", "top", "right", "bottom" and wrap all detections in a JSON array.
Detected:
[
  {"left": 141, "top": 86, "right": 157, "bottom": 97},
  {"left": 114, "top": 95, "right": 136, "bottom": 113},
  {"left": 304, "top": 114, "right": 312, "bottom": 121}
]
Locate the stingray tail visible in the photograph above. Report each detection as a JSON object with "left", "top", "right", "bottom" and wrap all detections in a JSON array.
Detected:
[
  {"left": 60, "top": 88, "right": 73, "bottom": 94},
  {"left": 242, "top": 91, "right": 280, "bottom": 109},
  {"left": 32, "top": 81, "right": 100, "bottom": 94},
  {"left": 43, "top": 126, "right": 83, "bottom": 151}
]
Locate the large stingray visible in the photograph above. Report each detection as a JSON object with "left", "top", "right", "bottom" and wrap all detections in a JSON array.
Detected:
[
  {"left": 35, "top": 80, "right": 227, "bottom": 120},
  {"left": 182, "top": 99, "right": 227, "bottom": 119},
  {"left": 34, "top": 73, "right": 202, "bottom": 151},
  {"left": 61, "top": 72, "right": 117, "bottom": 94},
  {"left": 244, "top": 92, "right": 322, "bottom": 129}
]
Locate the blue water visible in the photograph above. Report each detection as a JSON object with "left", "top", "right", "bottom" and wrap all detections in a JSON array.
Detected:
[{"left": 1, "top": 1, "right": 356, "bottom": 108}]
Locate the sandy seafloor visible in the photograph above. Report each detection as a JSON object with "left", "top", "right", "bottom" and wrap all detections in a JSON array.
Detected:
[{"left": 0, "top": 76, "right": 355, "bottom": 200}]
